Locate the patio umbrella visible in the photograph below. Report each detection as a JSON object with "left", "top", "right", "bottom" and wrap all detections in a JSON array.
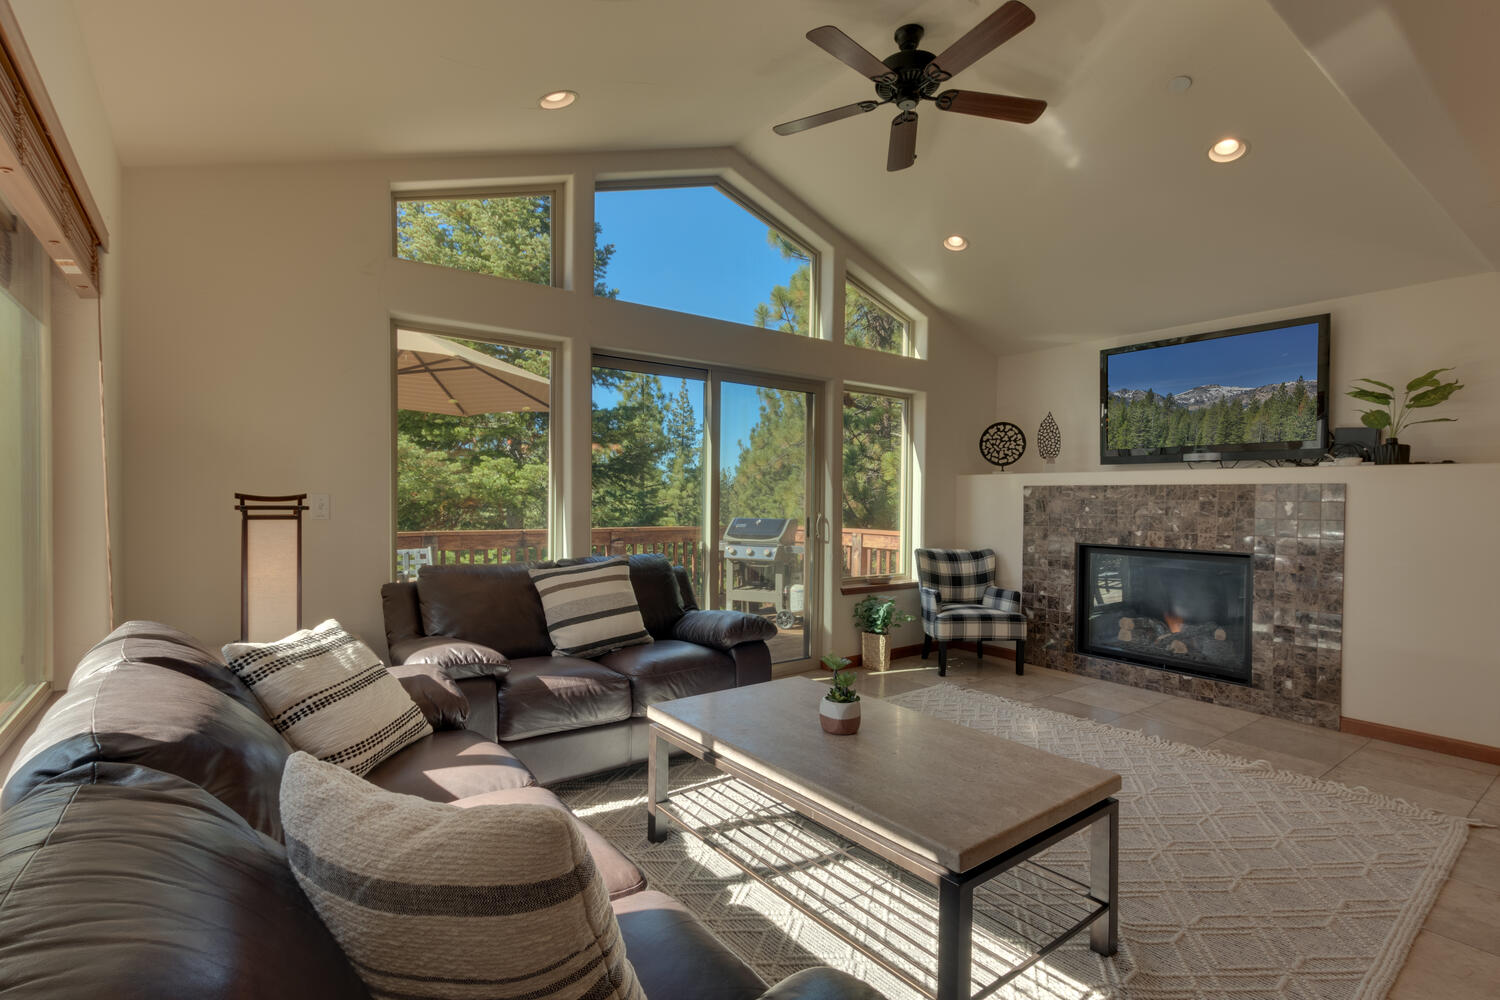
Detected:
[{"left": 396, "top": 329, "right": 550, "bottom": 416}]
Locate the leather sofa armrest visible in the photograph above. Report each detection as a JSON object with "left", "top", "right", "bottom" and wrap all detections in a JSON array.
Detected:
[
  {"left": 672, "top": 609, "right": 777, "bottom": 651},
  {"left": 389, "top": 636, "right": 510, "bottom": 680},
  {"left": 757, "top": 968, "right": 885, "bottom": 999},
  {"left": 388, "top": 663, "right": 470, "bottom": 730}
]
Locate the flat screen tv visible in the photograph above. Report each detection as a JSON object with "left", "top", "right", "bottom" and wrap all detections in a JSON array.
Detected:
[{"left": 1100, "top": 314, "right": 1330, "bottom": 464}]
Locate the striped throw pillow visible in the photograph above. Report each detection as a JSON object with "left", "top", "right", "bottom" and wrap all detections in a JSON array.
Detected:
[
  {"left": 530, "top": 559, "right": 653, "bottom": 658},
  {"left": 223, "top": 620, "right": 431, "bottom": 776},
  {"left": 280, "top": 752, "right": 646, "bottom": 1000}
]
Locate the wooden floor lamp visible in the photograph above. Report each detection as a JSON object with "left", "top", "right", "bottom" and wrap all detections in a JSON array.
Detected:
[{"left": 235, "top": 493, "right": 308, "bottom": 642}]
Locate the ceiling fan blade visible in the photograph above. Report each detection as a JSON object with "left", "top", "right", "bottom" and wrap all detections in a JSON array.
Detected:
[
  {"left": 806, "top": 25, "right": 897, "bottom": 82},
  {"left": 926, "top": 1, "right": 1036, "bottom": 82},
  {"left": 935, "top": 90, "right": 1046, "bottom": 123},
  {"left": 773, "top": 101, "right": 881, "bottom": 136},
  {"left": 887, "top": 111, "right": 918, "bottom": 172}
]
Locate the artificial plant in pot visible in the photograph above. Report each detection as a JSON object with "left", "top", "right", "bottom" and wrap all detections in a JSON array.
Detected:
[
  {"left": 1347, "top": 368, "right": 1464, "bottom": 464},
  {"left": 852, "top": 594, "right": 916, "bottom": 672},
  {"left": 820, "top": 665, "right": 861, "bottom": 735}
]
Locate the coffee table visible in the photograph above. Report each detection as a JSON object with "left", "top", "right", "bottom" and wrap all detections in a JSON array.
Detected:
[{"left": 646, "top": 677, "right": 1122, "bottom": 1000}]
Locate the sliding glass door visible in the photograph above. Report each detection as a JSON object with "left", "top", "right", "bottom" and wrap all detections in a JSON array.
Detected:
[{"left": 593, "top": 357, "right": 818, "bottom": 669}]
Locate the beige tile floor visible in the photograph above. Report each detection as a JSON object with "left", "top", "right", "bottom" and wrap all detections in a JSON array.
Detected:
[{"left": 804, "top": 653, "right": 1500, "bottom": 999}]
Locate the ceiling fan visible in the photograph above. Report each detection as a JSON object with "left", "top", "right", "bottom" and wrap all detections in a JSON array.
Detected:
[{"left": 772, "top": 0, "right": 1047, "bottom": 171}]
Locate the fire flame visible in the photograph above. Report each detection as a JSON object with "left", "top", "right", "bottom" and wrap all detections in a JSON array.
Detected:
[{"left": 1164, "top": 613, "right": 1184, "bottom": 634}]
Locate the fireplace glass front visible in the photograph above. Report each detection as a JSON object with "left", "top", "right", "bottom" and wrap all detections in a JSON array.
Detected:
[{"left": 1076, "top": 544, "right": 1253, "bottom": 683}]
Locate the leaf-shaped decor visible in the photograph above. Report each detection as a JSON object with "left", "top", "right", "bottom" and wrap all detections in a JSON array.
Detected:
[
  {"left": 1405, "top": 368, "right": 1453, "bottom": 392},
  {"left": 1409, "top": 417, "right": 1458, "bottom": 425},
  {"left": 1408, "top": 381, "right": 1464, "bottom": 407},
  {"left": 1038, "top": 411, "right": 1062, "bottom": 462},
  {"left": 1347, "top": 388, "right": 1393, "bottom": 405},
  {"left": 1355, "top": 377, "right": 1396, "bottom": 390},
  {"left": 1360, "top": 410, "right": 1391, "bottom": 429}
]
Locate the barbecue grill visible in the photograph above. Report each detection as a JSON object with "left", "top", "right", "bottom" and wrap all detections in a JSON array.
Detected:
[{"left": 719, "top": 517, "right": 804, "bottom": 628}]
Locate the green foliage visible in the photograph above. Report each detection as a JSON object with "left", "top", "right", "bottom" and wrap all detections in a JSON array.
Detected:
[
  {"left": 844, "top": 282, "right": 908, "bottom": 354},
  {"left": 1106, "top": 379, "right": 1318, "bottom": 450},
  {"left": 820, "top": 653, "right": 852, "bottom": 672},
  {"left": 825, "top": 667, "right": 860, "bottom": 703},
  {"left": 1346, "top": 367, "right": 1464, "bottom": 438},
  {"left": 590, "top": 369, "right": 703, "bottom": 529},
  {"left": 852, "top": 595, "right": 915, "bottom": 635}
]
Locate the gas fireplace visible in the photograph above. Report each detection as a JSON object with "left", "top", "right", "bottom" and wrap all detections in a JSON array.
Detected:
[{"left": 1075, "top": 544, "right": 1253, "bottom": 684}]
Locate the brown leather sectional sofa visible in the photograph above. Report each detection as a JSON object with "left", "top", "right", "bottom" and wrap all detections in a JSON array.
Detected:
[
  {"left": 381, "top": 554, "right": 779, "bottom": 783},
  {"left": 0, "top": 620, "right": 877, "bottom": 999}
]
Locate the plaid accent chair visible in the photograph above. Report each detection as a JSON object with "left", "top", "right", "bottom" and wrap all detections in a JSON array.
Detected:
[{"left": 914, "top": 548, "right": 1026, "bottom": 676}]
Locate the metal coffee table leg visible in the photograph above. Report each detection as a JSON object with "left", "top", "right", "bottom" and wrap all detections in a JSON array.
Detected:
[
  {"left": 936, "top": 875, "right": 975, "bottom": 1000},
  {"left": 1089, "top": 799, "right": 1119, "bottom": 955},
  {"left": 647, "top": 726, "right": 672, "bottom": 843}
]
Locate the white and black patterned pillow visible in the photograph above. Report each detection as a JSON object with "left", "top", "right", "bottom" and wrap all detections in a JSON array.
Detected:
[
  {"left": 280, "top": 752, "right": 646, "bottom": 1000},
  {"left": 223, "top": 620, "right": 431, "bottom": 776},
  {"left": 530, "top": 559, "right": 653, "bottom": 658}
]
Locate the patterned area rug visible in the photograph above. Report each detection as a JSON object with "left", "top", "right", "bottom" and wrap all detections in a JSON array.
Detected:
[{"left": 554, "top": 684, "right": 1470, "bottom": 1000}]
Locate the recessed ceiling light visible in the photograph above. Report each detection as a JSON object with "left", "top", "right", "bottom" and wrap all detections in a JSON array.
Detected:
[
  {"left": 1208, "top": 137, "right": 1248, "bottom": 163},
  {"left": 539, "top": 90, "right": 577, "bottom": 110},
  {"left": 1167, "top": 75, "right": 1193, "bottom": 94},
  {"left": 942, "top": 234, "right": 968, "bottom": 252}
]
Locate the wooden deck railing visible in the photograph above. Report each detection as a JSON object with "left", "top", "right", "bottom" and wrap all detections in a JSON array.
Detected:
[{"left": 395, "top": 524, "right": 904, "bottom": 586}]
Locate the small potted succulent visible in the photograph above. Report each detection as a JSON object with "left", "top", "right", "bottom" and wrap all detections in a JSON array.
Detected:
[
  {"left": 852, "top": 594, "right": 916, "bottom": 673},
  {"left": 820, "top": 665, "right": 861, "bottom": 735}
]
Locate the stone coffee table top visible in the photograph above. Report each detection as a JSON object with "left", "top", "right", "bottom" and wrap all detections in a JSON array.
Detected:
[{"left": 647, "top": 677, "right": 1121, "bottom": 873}]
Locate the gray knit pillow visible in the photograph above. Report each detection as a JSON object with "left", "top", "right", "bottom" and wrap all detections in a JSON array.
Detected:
[{"left": 280, "top": 753, "right": 645, "bottom": 1000}]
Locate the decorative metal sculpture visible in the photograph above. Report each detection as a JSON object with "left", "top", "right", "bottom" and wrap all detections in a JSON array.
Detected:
[
  {"left": 1038, "top": 411, "right": 1061, "bottom": 463},
  {"left": 979, "top": 421, "right": 1026, "bottom": 470}
]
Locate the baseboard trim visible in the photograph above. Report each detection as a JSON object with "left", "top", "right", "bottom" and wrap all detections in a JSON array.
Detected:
[
  {"left": 838, "top": 640, "right": 1018, "bottom": 670},
  {"left": 1339, "top": 716, "right": 1500, "bottom": 766}
]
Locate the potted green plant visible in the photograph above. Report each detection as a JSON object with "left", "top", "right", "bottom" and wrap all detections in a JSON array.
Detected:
[
  {"left": 852, "top": 594, "right": 916, "bottom": 672},
  {"left": 820, "top": 653, "right": 852, "bottom": 673},
  {"left": 1347, "top": 368, "right": 1464, "bottom": 464},
  {"left": 820, "top": 665, "right": 861, "bottom": 734}
]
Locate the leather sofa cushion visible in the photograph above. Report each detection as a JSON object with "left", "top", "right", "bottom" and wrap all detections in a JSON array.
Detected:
[
  {"left": 417, "top": 563, "right": 555, "bottom": 657},
  {"left": 599, "top": 640, "right": 737, "bottom": 717},
  {"left": 71, "top": 620, "right": 265, "bottom": 718},
  {"left": 624, "top": 553, "right": 689, "bottom": 639},
  {"left": 454, "top": 785, "right": 646, "bottom": 899},
  {"left": 612, "top": 890, "right": 767, "bottom": 1000},
  {"left": 0, "top": 763, "right": 369, "bottom": 1000},
  {"left": 498, "top": 655, "right": 633, "bottom": 741},
  {"left": 2, "top": 662, "right": 292, "bottom": 840},
  {"left": 363, "top": 728, "right": 536, "bottom": 801},
  {"left": 389, "top": 662, "right": 470, "bottom": 729},
  {"left": 672, "top": 609, "right": 778, "bottom": 651}
]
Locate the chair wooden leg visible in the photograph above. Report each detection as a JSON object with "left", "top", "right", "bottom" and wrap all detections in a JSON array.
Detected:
[
  {"left": 1015, "top": 638, "right": 1026, "bottom": 675},
  {"left": 937, "top": 641, "right": 948, "bottom": 676},
  {"left": 922, "top": 632, "right": 931, "bottom": 660}
]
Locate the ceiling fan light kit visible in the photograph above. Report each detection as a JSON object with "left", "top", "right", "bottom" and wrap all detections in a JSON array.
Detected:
[{"left": 772, "top": 0, "right": 1047, "bottom": 172}]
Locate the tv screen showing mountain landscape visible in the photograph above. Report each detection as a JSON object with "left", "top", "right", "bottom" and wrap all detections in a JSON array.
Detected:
[{"left": 1104, "top": 321, "right": 1323, "bottom": 451}]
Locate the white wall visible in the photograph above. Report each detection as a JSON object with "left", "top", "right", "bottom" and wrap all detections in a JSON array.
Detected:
[
  {"left": 118, "top": 149, "right": 998, "bottom": 663},
  {"left": 958, "top": 465, "right": 1500, "bottom": 748},
  {"left": 994, "top": 271, "right": 1500, "bottom": 474}
]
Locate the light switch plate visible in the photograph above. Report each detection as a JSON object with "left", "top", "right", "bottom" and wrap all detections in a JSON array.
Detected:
[{"left": 309, "top": 494, "right": 330, "bottom": 520}]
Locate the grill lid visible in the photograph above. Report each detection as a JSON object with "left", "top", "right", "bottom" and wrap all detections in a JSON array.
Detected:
[{"left": 722, "top": 517, "right": 795, "bottom": 542}]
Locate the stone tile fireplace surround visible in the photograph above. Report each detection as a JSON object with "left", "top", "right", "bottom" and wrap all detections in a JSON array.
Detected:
[{"left": 1022, "top": 483, "right": 1345, "bottom": 728}]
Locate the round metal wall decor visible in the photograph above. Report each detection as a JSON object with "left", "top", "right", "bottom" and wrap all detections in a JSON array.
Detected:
[
  {"left": 1038, "top": 411, "right": 1062, "bottom": 463},
  {"left": 979, "top": 421, "right": 1026, "bottom": 470}
]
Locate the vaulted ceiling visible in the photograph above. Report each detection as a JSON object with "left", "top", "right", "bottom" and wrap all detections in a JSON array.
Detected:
[{"left": 63, "top": 0, "right": 1499, "bottom": 352}]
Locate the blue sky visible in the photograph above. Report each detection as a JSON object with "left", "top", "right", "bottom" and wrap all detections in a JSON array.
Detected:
[
  {"left": 1106, "top": 322, "right": 1322, "bottom": 397},
  {"left": 594, "top": 186, "right": 804, "bottom": 326}
]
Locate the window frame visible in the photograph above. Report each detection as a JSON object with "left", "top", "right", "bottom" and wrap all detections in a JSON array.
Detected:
[
  {"left": 843, "top": 276, "right": 914, "bottom": 357},
  {"left": 839, "top": 387, "right": 914, "bottom": 583},
  {"left": 593, "top": 177, "right": 821, "bottom": 340},
  {"left": 391, "top": 185, "right": 566, "bottom": 289},
  {"left": 389, "top": 322, "right": 559, "bottom": 575}
]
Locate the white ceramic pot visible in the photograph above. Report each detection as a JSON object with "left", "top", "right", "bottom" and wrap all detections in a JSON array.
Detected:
[
  {"left": 820, "top": 697, "right": 861, "bottom": 735},
  {"left": 861, "top": 632, "right": 891, "bottom": 672}
]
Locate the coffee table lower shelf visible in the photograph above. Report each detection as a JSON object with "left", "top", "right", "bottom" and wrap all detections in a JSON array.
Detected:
[{"left": 646, "top": 726, "right": 1119, "bottom": 1000}]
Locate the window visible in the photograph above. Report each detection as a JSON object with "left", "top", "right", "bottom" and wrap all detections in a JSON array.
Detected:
[
  {"left": 395, "top": 191, "right": 559, "bottom": 286},
  {"left": 844, "top": 279, "right": 911, "bottom": 356},
  {"left": 594, "top": 183, "right": 817, "bottom": 336},
  {"left": 842, "top": 391, "right": 910, "bottom": 579},
  {"left": 394, "top": 330, "right": 553, "bottom": 576},
  {"left": 0, "top": 196, "right": 49, "bottom": 745}
]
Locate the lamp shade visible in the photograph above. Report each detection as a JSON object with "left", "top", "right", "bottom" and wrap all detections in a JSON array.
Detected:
[{"left": 235, "top": 493, "right": 307, "bottom": 641}]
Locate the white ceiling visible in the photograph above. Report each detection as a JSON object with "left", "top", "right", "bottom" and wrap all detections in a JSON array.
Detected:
[{"left": 64, "top": 0, "right": 1497, "bottom": 351}]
